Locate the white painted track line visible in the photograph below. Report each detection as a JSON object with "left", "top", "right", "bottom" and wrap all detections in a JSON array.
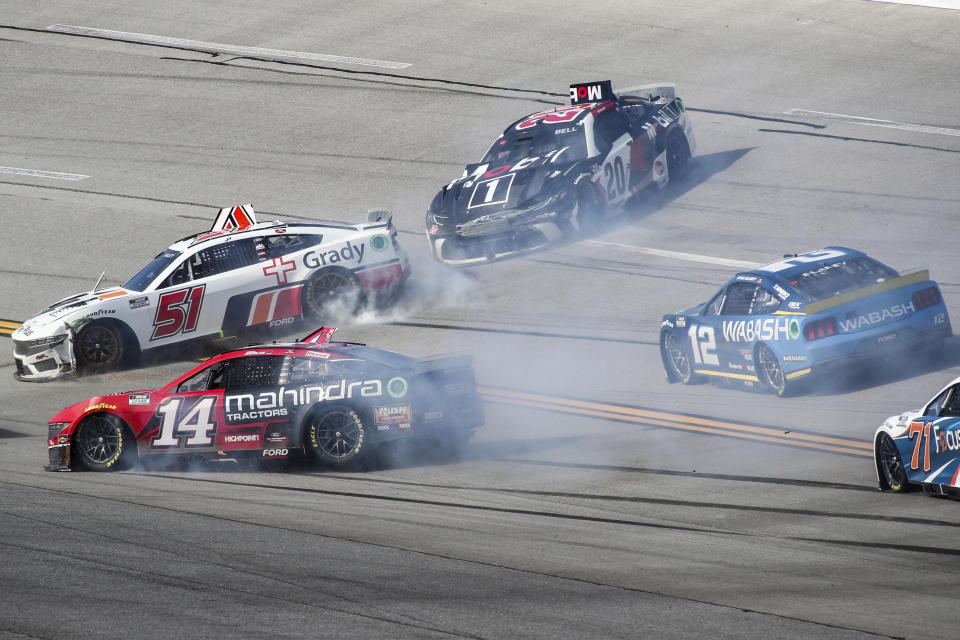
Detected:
[
  {"left": 785, "top": 109, "right": 960, "bottom": 137},
  {"left": 46, "top": 25, "right": 412, "bottom": 69},
  {"left": 864, "top": 0, "right": 960, "bottom": 8},
  {"left": 0, "top": 166, "right": 89, "bottom": 180},
  {"left": 585, "top": 240, "right": 762, "bottom": 269}
]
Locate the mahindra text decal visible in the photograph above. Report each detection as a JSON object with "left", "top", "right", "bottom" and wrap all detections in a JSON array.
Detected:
[
  {"left": 303, "top": 242, "right": 365, "bottom": 268},
  {"left": 224, "top": 379, "right": 386, "bottom": 423},
  {"left": 837, "top": 303, "right": 914, "bottom": 332},
  {"left": 721, "top": 317, "right": 800, "bottom": 342}
]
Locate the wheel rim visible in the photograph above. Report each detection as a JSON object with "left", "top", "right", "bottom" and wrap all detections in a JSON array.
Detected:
[
  {"left": 78, "top": 416, "right": 120, "bottom": 465},
  {"left": 306, "top": 272, "right": 360, "bottom": 314},
  {"left": 665, "top": 334, "right": 690, "bottom": 379},
  {"left": 77, "top": 325, "right": 120, "bottom": 366},
  {"left": 758, "top": 345, "right": 784, "bottom": 392},
  {"left": 878, "top": 434, "right": 908, "bottom": 489},
  {"left": 311, "top": 410, "right": 362, "bottom": 460}
]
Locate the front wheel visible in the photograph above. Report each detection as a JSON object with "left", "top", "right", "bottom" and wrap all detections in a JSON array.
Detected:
[
  {"left": 75, "top": 322, "right": 124, "bottom": 373},
  {"left": 305, "top": 406, "right": 367, "bottom": 467},
  {"left": 756, "top": 343, "right": 792, "bottom": 397},
  {"left": 876, "top": 433, "right": 912, "bottom": 492},
  {"left": 74, "top": 414, "right": 134, "bottom": 471},
  {"left": 662, "top": 331, "right": 697, "bottom": 384}
]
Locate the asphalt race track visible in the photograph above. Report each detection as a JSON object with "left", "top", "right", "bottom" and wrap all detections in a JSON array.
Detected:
[{"left": 2, "top": 2, "right": 960, "bottom": 638}]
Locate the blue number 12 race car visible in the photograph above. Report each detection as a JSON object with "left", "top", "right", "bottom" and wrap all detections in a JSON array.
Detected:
[{"left": 660, "top": 247, "right": 951, "bottom": 396}]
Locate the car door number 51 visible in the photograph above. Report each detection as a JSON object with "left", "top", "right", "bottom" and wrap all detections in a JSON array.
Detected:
[{"left": 688, "top": 325, "right": 719, "bottom": 366}]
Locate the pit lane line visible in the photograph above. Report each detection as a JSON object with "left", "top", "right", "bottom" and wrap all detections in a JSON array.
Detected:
[
  {"left": 784, "top": 109, "right": 960, "bottom": 137},
  {"left": 478, "top": 386, "right": 873, "bottom": 458},
  {"left": 0, "top": 166, "right": 88, "bottom": 181}
]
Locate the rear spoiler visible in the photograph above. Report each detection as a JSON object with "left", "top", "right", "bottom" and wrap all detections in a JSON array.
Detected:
[
  {"left": 412, "top": 353, "right": 474, "bottom": 374},
  {"left": 804, "top": 270, "right": 930, "bottom": 314},
  {"left": 618, "top": 83, "right": 676, "bottom": 101}
]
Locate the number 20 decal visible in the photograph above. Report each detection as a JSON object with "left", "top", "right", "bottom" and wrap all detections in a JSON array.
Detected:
[
  {"left": 603, "top": 156, "right": 626, "bottom": 200},
  {"left": 152, "top": 396, "right": 218, "bottom": 449},
  {"left": 688, "top": 325, "right": 719, "bottom": 366},
  {"left": 152, "top": 285, "right": 205, "bottom": 340}
]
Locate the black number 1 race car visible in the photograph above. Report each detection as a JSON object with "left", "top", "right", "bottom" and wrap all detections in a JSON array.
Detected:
[{"left": 425, "top": 80, "right": 695, "bottom": 265}]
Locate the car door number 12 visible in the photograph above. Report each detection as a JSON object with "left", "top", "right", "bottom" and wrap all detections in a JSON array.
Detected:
[{"left": 688, "top": 325, "right": 719, "bottom": 366}]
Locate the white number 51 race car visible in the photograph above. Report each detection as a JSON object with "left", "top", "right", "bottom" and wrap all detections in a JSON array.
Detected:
[{"left": 13, "top": 205, "right": 410, "bottom": 381}]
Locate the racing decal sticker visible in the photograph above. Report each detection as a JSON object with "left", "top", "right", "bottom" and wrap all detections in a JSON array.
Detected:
[
  {"left": 224, "top": 379, "right": 385, "bottom": 423},
  {"left": 151, "top": 396, "right": 218, "bottom": 449},
  {"left": 386, "top": 377, "right": 408, "bottom": 398},
  {"left": 688, "top": 325, "right": 719, "bottom": 366},
  {"left": 721, "top": 317, "right": 800, "bottom": 342},
  {"left": 515, "top": 106, "right": 587, "bottom": 131},
  {"left": 98, "top": 290, "right": 128, "bottom": 300},
  {"left": 84, "top": 402, "right": 117, "bottom": 412},
  {"left": 369, "top": 234, "right": 389, "bottom": 251},
  {"left": 129, "top": 296, "right": 149, "bottom": 309},
  {"left": 151, "top": 284, "right": 205, "bottom": 341},
  {"left": 129, "top": 393, "right": 150, "bottom": 405},
  {"left": 262, "top": 255, "right": 297, "bottom": 286},
  {"left": 303, "top": 242, "right": 365, "bottom": 267},
  {"left": 837, "top": 303, "right": 915, "bottom": 332},
  {"left": 468, "top": 173, "right": 515, "bottom": 209},
  {"left": 247, "top": 285, "right": 303, "bottom": 327},
  {"left": 374, "top": 405, "right": 412, "bottom": 423},
  {"left": 569, "top": 80, "right": 613, "bottom": 104},
  {"left": 211, "top": 204, "right": 256, "bottom": 232}
]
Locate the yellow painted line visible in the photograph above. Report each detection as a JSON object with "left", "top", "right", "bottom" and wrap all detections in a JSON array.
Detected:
[
  {"left": 0, "top": 319, "right": 22, "bottom": 329},
  {"left": 694, "top": 368, "right": 759, "bottom": 382},
  {"left": 478, "top": 386, "right": 872, "bottom": 456}
]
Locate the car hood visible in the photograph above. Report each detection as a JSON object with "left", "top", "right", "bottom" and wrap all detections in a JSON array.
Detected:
[
  {"left": 50, "top": 389, "right": 156, "bottom": 424},
  {"left": 881, "top": 408, "right": 923, "bottom": 436},
  {"left": 435, "top": 160, "right": 588, "bottom": 225},
  {"left": 14, "top": 287, "right": 129, "bottom": 339}
]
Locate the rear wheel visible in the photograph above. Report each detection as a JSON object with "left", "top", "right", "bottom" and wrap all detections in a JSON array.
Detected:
[
  {"left": 75, "top": 322, "right": 124, "bottom": 373},
  {"left": 877, "top": 433, "right": 911, "bottom": 492},
  {"left": 665, "top": 131, "right": 691, "bottom": 182},
  {"left": 757, "top": 343, "right": 791, "bottom": 397},
  {"left": 302, "top": 268, "right": 364, "bottom": 320},
  {"left": 304, "top": 406, "right": 367, "bottom": 467},
  {"left": 74, "top": 414, "right": 134, "bottom": 471},
  {"left": 662, "top": 332, "right": 696, "bottom": 384}
]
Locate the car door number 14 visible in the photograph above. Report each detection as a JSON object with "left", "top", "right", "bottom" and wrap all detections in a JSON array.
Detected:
[{"left": 688, "top": 325, "right": 719, "bottom": 366}]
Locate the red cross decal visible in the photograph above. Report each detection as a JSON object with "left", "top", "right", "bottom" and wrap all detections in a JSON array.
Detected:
[{"left": 263, "top": 256, "right": 296, "bottom": 286}]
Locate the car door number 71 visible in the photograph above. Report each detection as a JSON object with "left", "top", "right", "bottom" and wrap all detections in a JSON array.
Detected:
[{"left": 688, "top": 325, "right": 719, "bottom": 366}]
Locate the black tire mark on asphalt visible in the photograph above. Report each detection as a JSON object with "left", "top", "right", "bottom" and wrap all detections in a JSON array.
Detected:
[
  {"left": 313, "top": 473, "right": 956, "bottom": 528},
  {"left": 760, "top": 128, "right": 960, "bottom": 154},
  {"left": 385, "top": 320, "right": 655, "bottom": 345}
]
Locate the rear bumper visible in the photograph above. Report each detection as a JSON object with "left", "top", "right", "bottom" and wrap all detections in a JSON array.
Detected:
[{"left": 808, "top": 325, "right": 951, "bottom": 378}]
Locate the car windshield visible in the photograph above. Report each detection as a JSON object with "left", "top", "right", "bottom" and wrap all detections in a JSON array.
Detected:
[
  {"left": 480, "top": 126, "right": 590, "bottom": 165},
  {"left": 123, "top": 250, "right": 182, "bottom": 292},
  {"left": 787, "top": 257, "right": 898, "bottom": 301}
]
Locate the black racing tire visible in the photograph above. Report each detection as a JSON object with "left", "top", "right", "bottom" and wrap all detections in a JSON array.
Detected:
[
  {"left": 662, "top": 331, "right": 697, "bottom": 385},
  {"left": 73, "top": 413, "right": 135, "bottom": 472},
  {"left": 75, "top": 322, "right": 125, "bottom": 373},
  {"left": 304, "top": 405, "right": 367, "bottom": 467},
  {"left": 665, "top": 130, "right": 691, "bottom": 183},
  {"left": 301, "top": 268, "right": 365, "bottom": 320},
  {"left": 876, "top": 433, "right": 912, "bottom": 492},
  {"left": 756, "top": 343, "right": 792, "bottom": 397}
]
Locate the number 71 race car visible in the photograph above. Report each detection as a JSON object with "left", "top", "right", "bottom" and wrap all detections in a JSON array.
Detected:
[
  {"left": 426, "top": 80, "right": 695, "bottom": 265},
  {"left": 13, "top": 205, "right": 410, "bottom": 381},
  {"left": 45, "top": 327, "right": 484, "bottom": 471},
  {"left": 660, "top": 247, "right": 951, "bottom": 396},
  {"left": 875, "top": 377, "right": 960, "bottom": 497}
]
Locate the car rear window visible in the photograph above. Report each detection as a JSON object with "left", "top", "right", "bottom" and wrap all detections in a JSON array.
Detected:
[{"left": 787, "top": 257, "right": 898, "bottom": 301}]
